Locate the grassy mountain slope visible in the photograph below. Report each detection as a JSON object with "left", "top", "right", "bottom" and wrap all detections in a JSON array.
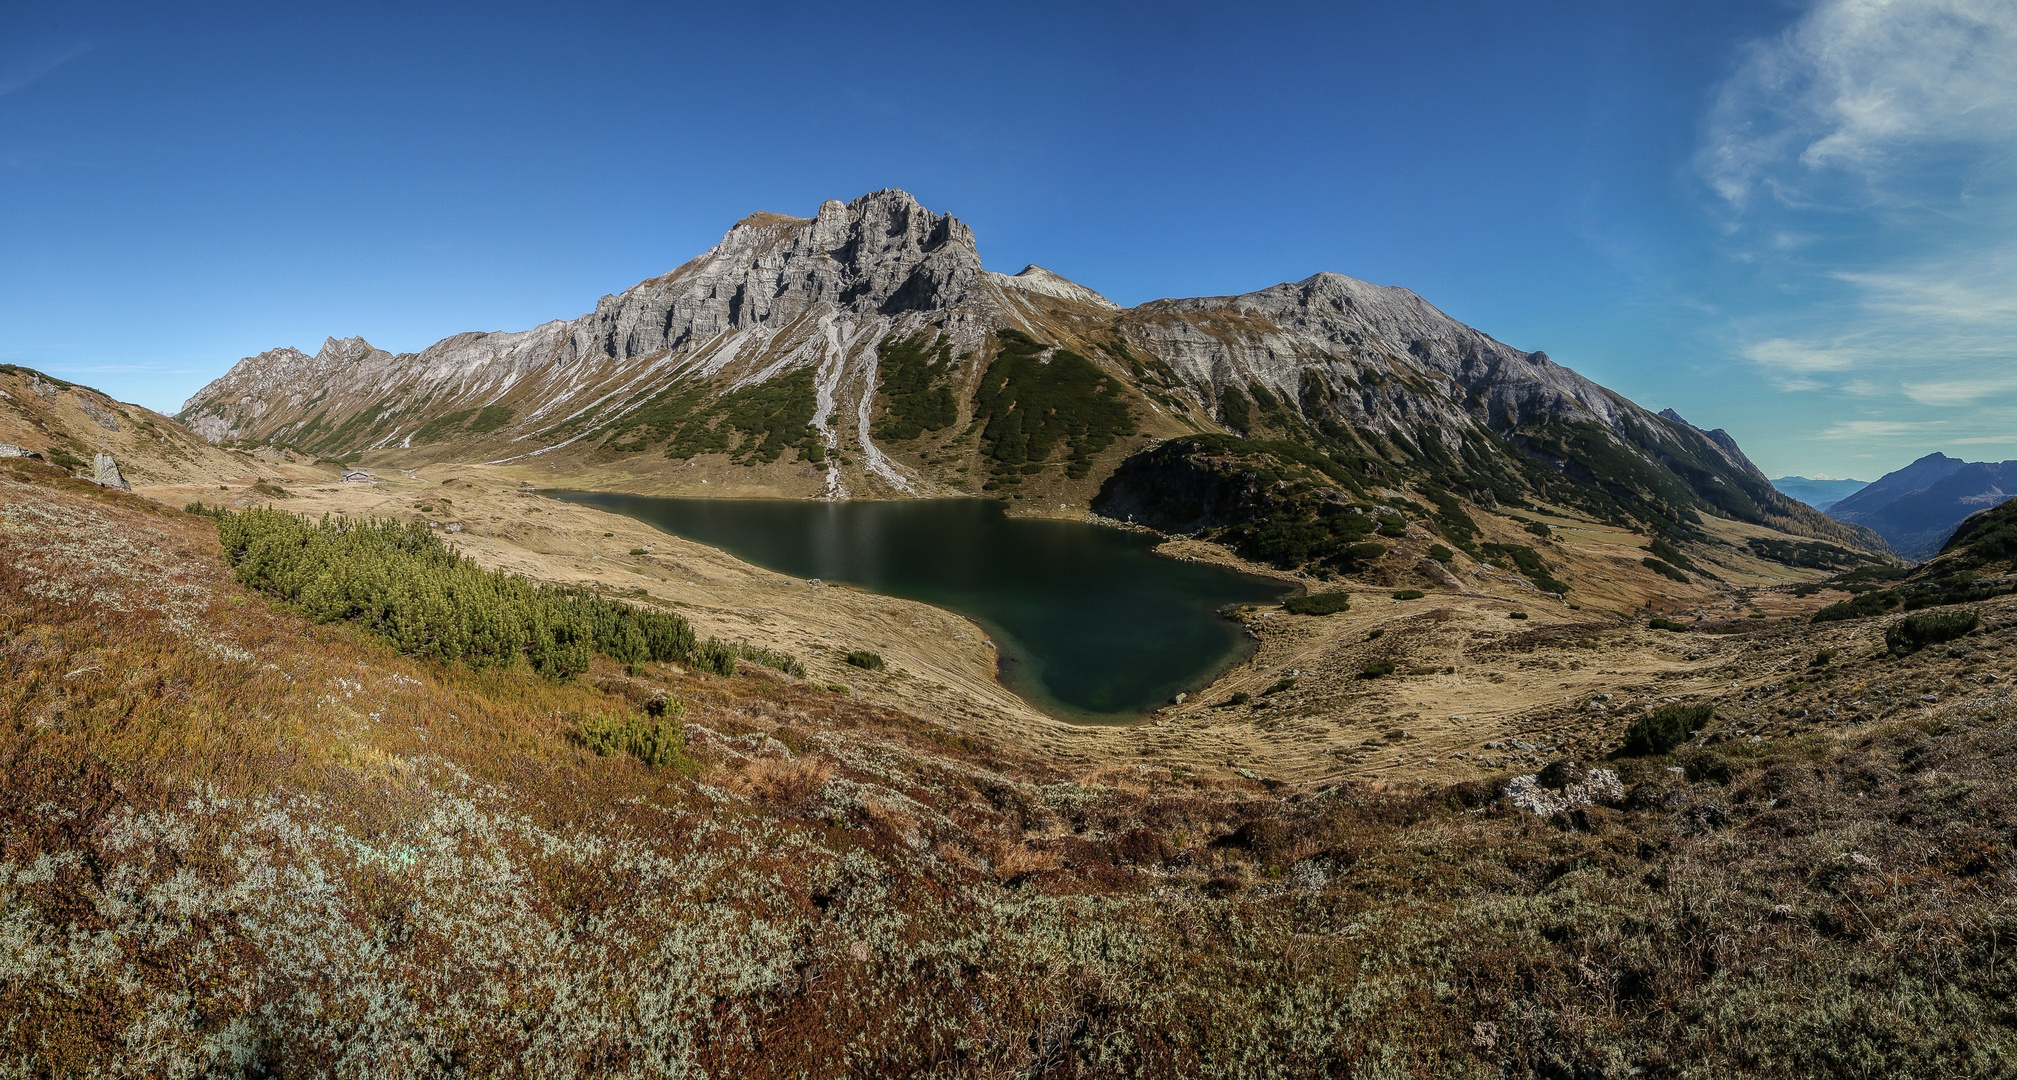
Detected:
[{"left": 0, "top": 364, "right": 255, "bottom": 486}]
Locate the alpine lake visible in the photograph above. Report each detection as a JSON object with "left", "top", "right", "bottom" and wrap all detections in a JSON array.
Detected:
[{"left": 549, "top": 493, "right": 1289, "bottom": 723}]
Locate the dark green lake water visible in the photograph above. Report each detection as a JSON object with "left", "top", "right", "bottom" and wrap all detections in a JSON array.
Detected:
[{"left": 549, "top": 493, "right": 1287, "bottom": 723}]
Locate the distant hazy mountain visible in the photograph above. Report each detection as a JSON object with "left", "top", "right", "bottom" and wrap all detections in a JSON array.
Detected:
[
  {"left": 1826, "top": 452, "right": 2017, "bottom": 561},
  {"left": 1771, "top": 476, "right": 1868, "bottom": 513}
]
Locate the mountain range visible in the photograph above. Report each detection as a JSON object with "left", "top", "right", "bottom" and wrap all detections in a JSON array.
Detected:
[
  {"left": 1824, "top": 452, "right": 2017, "bottom": 561},
  {"left": 180, "top": 189, "right": 1882, "bottom": 572},
  {"left": 1770, "top": 475, "right": 1868, "bottom": 513}
]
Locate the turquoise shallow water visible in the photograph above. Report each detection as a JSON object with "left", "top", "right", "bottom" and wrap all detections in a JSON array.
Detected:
[{"left": 549, "top": 493, "right": 1288, "bottom": 723}]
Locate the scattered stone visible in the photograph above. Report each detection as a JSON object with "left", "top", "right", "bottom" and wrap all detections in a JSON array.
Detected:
[
  {"left": 1503, "top": 761, "right": 1625, "bottom": 817},
  {"left": 0, "top": 443, "right": 41, "bottom": 459}
]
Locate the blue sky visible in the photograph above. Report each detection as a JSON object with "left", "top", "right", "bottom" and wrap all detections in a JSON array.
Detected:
[{"left": 2, "top": 1, "right": 2012, "bottom": 479}]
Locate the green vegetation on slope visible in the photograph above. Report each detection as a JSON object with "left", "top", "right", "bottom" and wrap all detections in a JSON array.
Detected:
[
  {"left": 1748, "top": 536, "right": 1881, "bottom": 571},
  {"left": 872, "top": 332, "right": 959, "bottom": 442},
  {"left": 217, "top": 507, "right": 737, "bottom": 677},
  {"left": 1483, "top": 542, "right": 1571, "bottom": 594},
  {"left": 973, "top": 329, "right": 1135, "bottom": 487},
  {"left": 411, "top": 403, "right": 515, "bottom": 444},
  {"left": 1942, "top": 497, "right": 2017, "bottom": 564},
  {"left": 604, "top": 369, "right": 824, "bottom": 466},
  {"left": 1808, "top": 506, "right": 2017, "bottom": 622}
]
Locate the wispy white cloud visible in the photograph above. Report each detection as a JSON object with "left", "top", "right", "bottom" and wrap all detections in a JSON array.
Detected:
[
  {"left": 1702, "top": 0, "right": 2017, "bottom": 212},
  {"left": 1743, "top": 336, "right": 1862, "bottom": 373},
  {"left": 1700, "top": 0, "right": 2017, "bottom": 458},
  {"left": 1813, "top": 418, "right": 1929, "bottom": 438}
]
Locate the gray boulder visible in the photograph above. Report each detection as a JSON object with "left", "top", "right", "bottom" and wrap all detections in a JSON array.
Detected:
[{"left": 92, "top": 453, "right": 131, "bottom": 491}]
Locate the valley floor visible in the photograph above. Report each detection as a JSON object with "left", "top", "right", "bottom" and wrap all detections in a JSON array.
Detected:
[{"left": 146, "top": 460, "right": 1886, "bottom": 789}]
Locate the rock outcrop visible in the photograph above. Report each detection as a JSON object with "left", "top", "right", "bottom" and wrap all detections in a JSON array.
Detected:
[
  {"left": 91, "top": 453, "right": 131, "bottom": 490},
  {"left": 1503, "top": 761, "right": 1625, "bottom": 817}
]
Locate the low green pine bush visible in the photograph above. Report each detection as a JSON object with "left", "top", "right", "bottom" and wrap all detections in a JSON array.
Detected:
[
  {"left": 575, "top": 710, "right": 699, "bottom": 773},
  {"left": 1359, "top": 660, "right": 1396, "bottom": 679},
  {"left": 846, "top": 649, "right": 886, "bottom": 671},
  {"left": 214, "top": 507, "right": 736, "bottom": 679},
  {"left": 1621, "top": 703, "right": 1711, "bottom": 756},
  {"left": 1391, "top": 589, "right": 1425, "bottom": 600},
  {"left": 1284, "top": 592, "right": 1350, "bottom": 616},
  {"left": 1885, "top": 610, "right": 1979, "bottom": 654},
  {"left": 737, "top": 642, "right": 807, "bottom": 678}
]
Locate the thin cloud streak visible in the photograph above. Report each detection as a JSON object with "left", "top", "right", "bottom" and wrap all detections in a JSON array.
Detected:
[
  {"left": 0, "top": 41, "right": 93, "bottom": 99},
  {"left": 1701, "top": 0, "right": 2017, "bottom": 453}
]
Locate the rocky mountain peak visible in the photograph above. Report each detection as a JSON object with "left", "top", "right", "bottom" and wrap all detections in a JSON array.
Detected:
[
  {"left": 315, "top": 336, "right": 388, "bottom": 366},
  {"left": 988, "top": 264, "right": 1119, "bottom": 309}
]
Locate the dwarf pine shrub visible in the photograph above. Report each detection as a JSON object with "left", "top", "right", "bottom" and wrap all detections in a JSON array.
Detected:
[
  {"left": 845, "top": 649, "right": 886, "bottom": 671},
  {"left": 575, "top": 710, "right": 699, "bottom": 772},
  {"left": 1283, "top": 592, "right": 1350, "bottom": 616},
  {"left": 1885, "top": 609, "right": 1979, "bottom": 654},
  {"left": 1622, "top": 703, "right": 1712, "bottom": 756},
  {"left": 215, "top": 507, "right": 736, "bottom": 678},
  {"left": 737, "top": 642, "right": 807, "bottom": 677}
]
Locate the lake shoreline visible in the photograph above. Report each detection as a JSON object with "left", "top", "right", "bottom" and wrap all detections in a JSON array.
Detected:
[{"left": 546, "top": 490, "right": 1290, "bottom": 724}]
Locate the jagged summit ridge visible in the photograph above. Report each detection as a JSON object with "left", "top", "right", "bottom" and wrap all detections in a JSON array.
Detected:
[
  {"left": 568, "top": 190, "right": 988, "bottom": 367},
  {"left": 176, "top": 188, "right": 1872, "bottom": 554}
]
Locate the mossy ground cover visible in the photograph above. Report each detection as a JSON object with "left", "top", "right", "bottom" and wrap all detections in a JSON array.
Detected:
[{"left": 4, "top": 459, "right": 2015, "bottom": 1076}]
